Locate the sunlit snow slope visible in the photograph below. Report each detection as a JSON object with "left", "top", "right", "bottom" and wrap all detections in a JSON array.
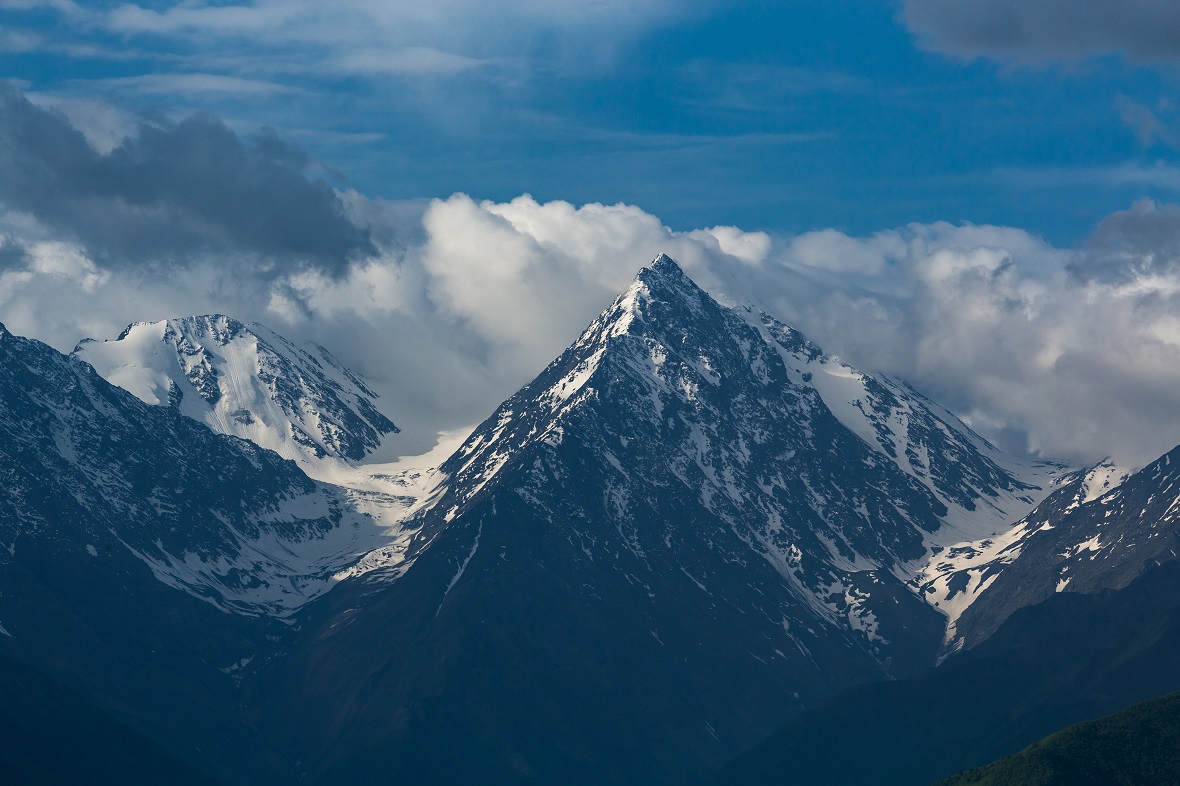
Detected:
[
  {"left": 72, "top": 314, "right": 455, "bottom": 526},
  {"left": 74, "top": 315, "right": 397, "bottom": 467}
]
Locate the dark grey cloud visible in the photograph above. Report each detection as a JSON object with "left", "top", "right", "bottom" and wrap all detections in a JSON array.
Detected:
[
  {"left": 1070, "top": 199, "right": 1180, "bottom": 282},
  {"left": 0, "top": 82, "right": 374, "bottom": 275},
  {"left": 902, "top": 0, "right": 1180, "bottom": 62}
]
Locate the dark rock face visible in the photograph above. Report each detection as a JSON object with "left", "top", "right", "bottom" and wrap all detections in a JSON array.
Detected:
[
  {"left": 945, "top": 448, "right": 1180, "bottom": 649},
  {"left": 249, "top": 256, "right": 1050, "bottom": 785}
]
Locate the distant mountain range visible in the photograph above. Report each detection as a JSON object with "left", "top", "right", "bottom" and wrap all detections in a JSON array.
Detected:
[{"left": 3, "top": 255, "right": 1180, "bottom": 783}]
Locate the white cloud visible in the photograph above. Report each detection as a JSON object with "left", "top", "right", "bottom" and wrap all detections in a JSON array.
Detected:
[
  {"left": 6, "top": 189, "right": 1180, "bottom": 469},
  {"left": 24, "top": 241, "right": 108, "bottom": 290},
  {"left": 743, "top": 219, "right": 1180, "bottom": 467},
  {"left": 302, "top": 194, "right": 1180, "bottom": 468}
]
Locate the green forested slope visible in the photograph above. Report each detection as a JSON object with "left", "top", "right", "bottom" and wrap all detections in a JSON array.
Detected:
[{"left": 937, "top": 691, "right": 1180, "bottom": 786}]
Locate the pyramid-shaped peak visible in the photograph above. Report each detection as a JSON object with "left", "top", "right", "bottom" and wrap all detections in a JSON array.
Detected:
[
  {"left": 639, "top": 252, "right": 687, "bottom": 279},
  {"left": 648, "top": 252, "right": 678, "bottom": 269},
  {"left": 632, "top": 252, "right": 708, "bottom": 300},
  {"left": 576, "top": 253, "right": 723, "bottom": 351}
]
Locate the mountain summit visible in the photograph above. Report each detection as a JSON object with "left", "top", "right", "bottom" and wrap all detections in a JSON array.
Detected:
[
  {"left": 73, "top": 315, "right": 398, "bottom": 467},
  {"left": 252, "top": 255, "right": 1064, "bottom": 784}
]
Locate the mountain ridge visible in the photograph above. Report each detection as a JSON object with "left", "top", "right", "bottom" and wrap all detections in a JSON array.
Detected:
[
  {"left": 6, "top": 254, "right": 1175, "bottom": 785},
  {"left": 73, "top": 313, "right": 399, "bottom": 467},
  {"left": 715, "top": 559, "right": 1180, "bottom": 786}
]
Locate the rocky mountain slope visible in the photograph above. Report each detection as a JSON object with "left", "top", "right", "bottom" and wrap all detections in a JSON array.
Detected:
[
  {"left": 918, "top": 449, "right": 1180, "bottom": 651},
  {"left": 0, "top": 321, "right": 381, "bottom": 781},
  {"left": 716, "top": 560, "right": 1180, "bottom": 786},
  {"left": 246, "top": 255, "right": 1068, "bottom": 785},
  {"left": 0, "top": 320, "right": 406, "bottom": 621},
  {"left": 10, "top": 254, "right": 1180, "bottom": 785}
]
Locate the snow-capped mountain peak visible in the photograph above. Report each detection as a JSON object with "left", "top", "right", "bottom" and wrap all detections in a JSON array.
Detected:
[
  {"left": 0, "top": 325, "right": 416, "bottom": 618},
  {"left": 414, "top": 255, "right": 1068, "bottom": 676},
  {"left": 73, "top": 315, "right": 398, "bottom": 467},
  {"left": 257, "top": 255, "right": 1087, "bottom": 782}
]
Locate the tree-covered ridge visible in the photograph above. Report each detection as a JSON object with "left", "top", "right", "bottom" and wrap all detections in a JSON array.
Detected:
[{"left": 937, "top": 691, "right": 1180, "bottom": 786}]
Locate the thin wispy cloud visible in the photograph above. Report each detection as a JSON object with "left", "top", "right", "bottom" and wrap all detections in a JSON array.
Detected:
[
  {"left": 991, "top": 162, "right": 1180, "bottom": 193},
  {"left": 328, "top": 48, "right": 490, "bottom": 77},
  {"left": 0, "top": 0, "right": 89, "bottom": 17},
  {"left": 1116, "top": 95, "right": 1180, "bottom": 151},
  {"left": 0, "top": 28, "right": 40, "bottom": 53},
  {"left": 63, "top": 0, "right": 697, "bottom": 76},
  {"left": 678, "top": 61, "right": 876, "bottom": 114},
  {"left": 83, "top": 73, "right": 296, "bottom": 96}
]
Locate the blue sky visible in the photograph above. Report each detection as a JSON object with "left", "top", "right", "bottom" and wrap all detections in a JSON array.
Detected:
[{"left": 4, "top": 0, "right": 1180, "bottom": 244}]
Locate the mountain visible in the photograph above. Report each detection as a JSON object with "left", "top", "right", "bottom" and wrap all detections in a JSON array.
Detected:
[
  {"left": 247, "top": 255, "right": 1064, "bottom": 785},
  {"left": 918, "top": 449, "right": 1180, "bottom": 651},
  {"left": 11, "top": 254, "right": 1157, "bottom": 786},
  {"left": 714, "top": 559, "right": 1180, "bottom": 786},
  {"left": 73, "top": 314, "right": 398, "bottom": 467},
  {"left": 2, "top": 319, "right": 409, "bottom": 618},
  {"left": 936, "top": 690, "right": 1180, "bottom": 786},
  {"left": 72, "top": 314, "right": 438, "bottom": 527},
  {"left": 0, "top": 321, "right": 424, "bottom": 783}
]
